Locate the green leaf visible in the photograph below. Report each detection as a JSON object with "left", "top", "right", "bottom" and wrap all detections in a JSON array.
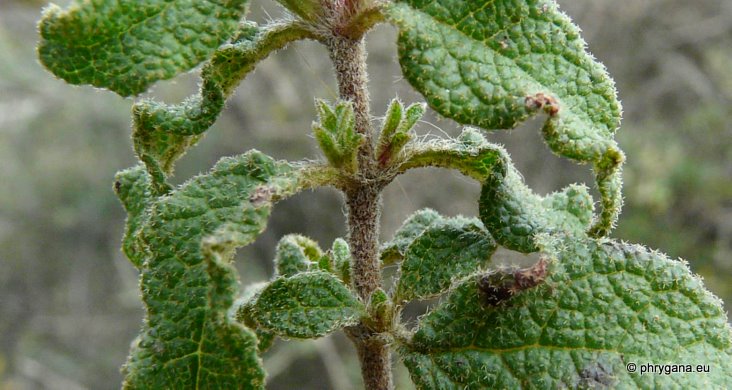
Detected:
[
  {"left": 113, "top": 165, "right": 155, "bottom": 269},
  {"left": 133, "top": 21, "right": 314, "bottom": 182},
  {"left": 398, "top": 127, "right": 505, "bottom": 182},
  {"left": 380, "top": 98, "right": 405, "bottom": 142},
  {"left": 276, "top": 0, "right": 323, "bottom": 22},
  {"left": 381, "top": 208, "right": 442, "bottom": 265},
  {"left": 332, "top": 238, "right": 352, "bottom": 285},
  {"left": 396, "top": 216, "right": 496, "bottom": 301},
  {"left": 38, "top": 0, "right": 251, "bottom": 97},
  {"left": 400, "top": 128, "right": 595, "bottom": 252},
  {"left": 234, "top": 282, "right": 277, "bottom": 353},
  {"left": 376, "top": 99, "right": 425, "bottom": 167},
  {"left": 274, "top": 234, "right": 324, "bottom": 277},
  {"left": 387, "top": 0, "right": 624, "bottom": 235},
  {"left": 313, "top": 100, "right": 364, "bottom": 172},
  {"left": 401, "top": 102, "right": 427, "bottom": 133},
  {"left": 479, "top": 161, "right": 594, "bottom": 253},
  {"left": 246, "top": 272, "right": 365, "bottom": 339},
  {"left": 399, "top": 236, "right": 732, "bottom": 389},
  {"left": 120, "top": 151, "right": 306, "bottom": 389}
]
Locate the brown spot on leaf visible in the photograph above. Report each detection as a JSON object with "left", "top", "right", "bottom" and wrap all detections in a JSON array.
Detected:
[
  {"left": 525, "top": 93, "right": 560, "bottom": 116},
  {"left": 478, "top": 277, "right": 514, "bottom": 306},
  {"left": 478, "top": 258, "right": 550, "bottom": 307},
  {"left": 114, "top": 180, "right": 122, "bottom": 193},
  {"left": 512, "top": 256, "right": 548, "bottom": 292}
]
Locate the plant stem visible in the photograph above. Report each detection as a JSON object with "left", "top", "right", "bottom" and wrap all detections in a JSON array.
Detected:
[{"left": 327, "top": 35, "right": 393, "bottom": 390}]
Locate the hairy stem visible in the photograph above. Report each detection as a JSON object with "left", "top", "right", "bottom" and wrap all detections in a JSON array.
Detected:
[
  {"left": 327, "top": 35, "right": 392, "bottom": 390},
  {"left": 327, "top": 36, "right": 375, "bottom": 169}
]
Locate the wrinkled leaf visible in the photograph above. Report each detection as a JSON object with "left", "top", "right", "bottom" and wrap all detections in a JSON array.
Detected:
[
  {"left": 399, "top": 128, "right": 594, "bottom": 253},
  {"left": 38, "top": 0, "right": 250, "bottom": 96},
  {"left": 400, "top": 236, "right": 732, "bottom": 389},
  {"left": 274, "top": 234, "right": 324, "bottom": 277},
  {"left": 388, "top": 0, "right": 624, "bottom": 235},
  {"left": 479, "top": 161, "right": 594, "bottom": 253},
  {"left": 381, "top": 208, "right": 441, "bottom": 265},
  {"left": 399, "top": 128, "right": 504, "bottom": 182},
  {"left": 117, "top": 151, "right": 305, "bottom": 389},
  {"left": 396, "top": 216, "right": 496, "bottom": 301},
  {"left": 234, "top": 282, "right": 276, "bottom": 353},
  {"left": 245, "top": 272, "right": 364, "bottom": 339},
  {"left": 113, "top": 165, "right": 154, "bottom": 269},
  {"left": 133, "top": 21, "right": 313, "bottom": 182}
]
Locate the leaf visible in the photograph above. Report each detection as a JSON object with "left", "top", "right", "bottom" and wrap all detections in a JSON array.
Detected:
[
  {"left": 245, "top": 272, "right": 364, "bottom": 339},
  {"left": 399, "top": 236, "right": 732, "bottom": 389},
  {"left": 399, "top": 128, "right": 595, "bottom": 253},
  {"left": 312, "top": 100, "right": 364, "bottom": 172},
  {"left": 234, "top": 282, "right": 276, "bottom": 353},
  {"left": 276, "top": 0, "right": 323, "bottom": 23},
  {"left": 133, "top": 21, "right": 313, "bottom": 181},
  {"left": 479, "top": 161, "right": 594, "bottom": 253},
  {"left": 376, "top": 99, "right": 425, "bottom": 167},
  {"left": 387, "top": 0, "right": 624, "bottom": 235},
  {"left": 113, "top": 165, "right": 155, "bottom": 269},
  {"left": 399, "top": 127, "right": 505, "bottom": 182},
  {"left": 381, "top": 208, "right": 442, "bottom": 265},
  {"left": 396, "top": 216, "right": 496, "bottom": 301},
  {"left": 38, "top": 0, "right": 251, "bottom": 97},
  {"left": 120, "top": 150, "right": 306, "bottom": 389},
  {"left": 331, "top": 238, "right": 352, "bottom": 285},
  {"left": 274, "top": 234, "right": 324, "bottom": 277}
]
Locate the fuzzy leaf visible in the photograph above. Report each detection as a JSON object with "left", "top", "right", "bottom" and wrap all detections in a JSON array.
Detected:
[
  {"left": 396, "top": 217, "right": 496, "bottom": 301},
  {"left": 276, "top": 0, "right": 323, "bottom": 22},
  {"left": 377, "top": 100, "right": 425, "bottom": 166},
  {"left": 133, "top": 21, "right": 313, "bottom": 181},
  {"left": 399, "top": 127, "right": 505, "bottom": 182},
  {"left": 388, "top": 0, "right": 624, "bottom": 235},
  {"left": 312, "top": 100, "right": 363, "bottom": 172},
  {"left": 381, "top": 208, "right": 442, "bottom": 265},
  {"left": 38, "top": 0, "right": 250, "bottom": 96},
  {"left": 274, "top": 234, "right": 323, "bottom": 277},
  {"left": 401, "top": 102, "right": 427, "bottom": 133},
  {"left": 247, "top": 272, "right": 364, "bottom": 339},
  {"left": 401, "top": 128, "right": 596, "bottom": 252},
  {"left": 234, "top": 282, "right": 276, "bottom": 353},
  {"left": 119, "top": 151, "right": 305, "bottom": 389},
  {"left": 381, "top": 98, "right": 405, "bottom": 141},
  {"left": 400, "top": 236, "right": 732, "bottom": 389},
  {"left": 114, "top": 165, "right": 155, "bottom": 269},
  {"left": 479, "top": 161, "right": 594, "bottom": 253},
  {"left": 332, "top": 238, "right": 352, "bottom": 285}
]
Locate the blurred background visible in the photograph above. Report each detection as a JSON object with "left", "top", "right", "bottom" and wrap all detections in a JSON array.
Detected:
[{"left": 1, "top": 0, "right": 731, "bottom": 388}]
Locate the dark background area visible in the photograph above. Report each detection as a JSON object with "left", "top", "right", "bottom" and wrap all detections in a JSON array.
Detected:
[{"left": 1, "top": 0, "right": 731, "bottom": 388}]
